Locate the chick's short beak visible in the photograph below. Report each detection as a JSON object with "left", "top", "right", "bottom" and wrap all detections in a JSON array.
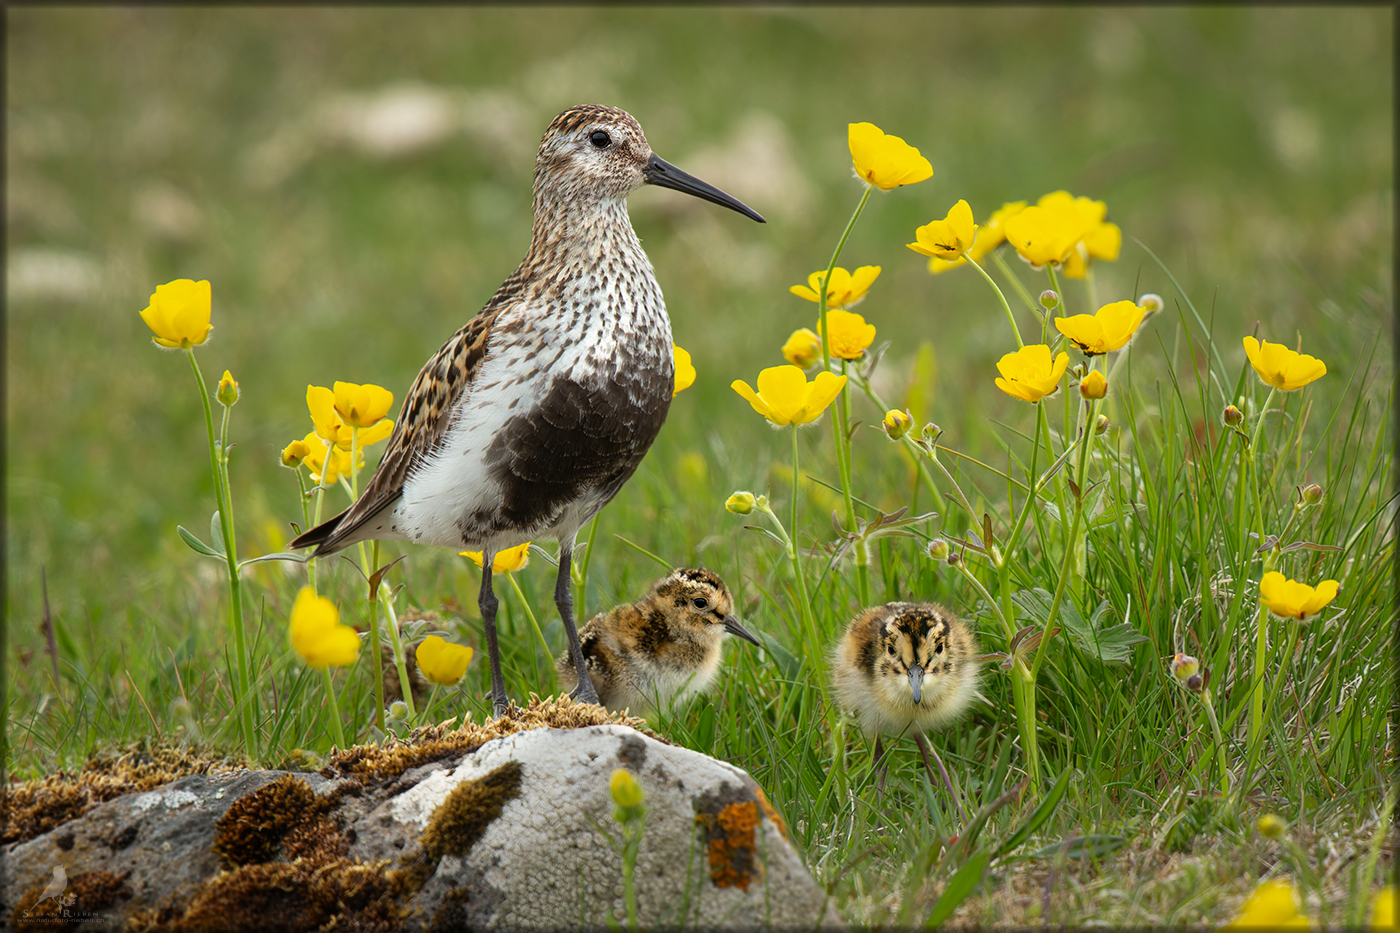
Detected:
[
  {"left": 643, "top": 154, "right": 766, "bottom": 223},
  {"left": 723, "top": 615, "right": 762, "bottom": 647},
  {"left": 908, "top": 664, "right": 925, "bottom": 704}
]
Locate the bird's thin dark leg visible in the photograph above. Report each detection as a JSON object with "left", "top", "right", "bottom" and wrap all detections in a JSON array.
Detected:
[
  {"left": 556, "top": 544, "right": 600, "bottom": 705},
  {"left": 872, "top": 736, "right": 889, "bottom": 793},
  {"left": 478, "top": 550, "right": 510, "bottom": 717},
  {"left": 914, "top": 731, "right": 968, "bottom": 824}
]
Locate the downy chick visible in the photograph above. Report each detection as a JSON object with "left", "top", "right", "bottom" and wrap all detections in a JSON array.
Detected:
[{"left": 557, "top": 568, "right": 759, "bottom": 713}]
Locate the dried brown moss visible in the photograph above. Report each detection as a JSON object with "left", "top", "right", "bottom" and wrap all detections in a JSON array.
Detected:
[
  {"left": 322, "top": 694, "right": 665, "bottom": 783},
  {"left": 418, "top": 761, "right": 523, "bottom": 862},
  {"left": 11, "top": 869, "right": 132, "bottom": 922},
  {"left": 212, "top": 774, "right": 334, "bottom": 867},
  {"left": 1, "top": 742, "right": 246, "bottom": 846},
  {"left": 127, "top": 859, "right": 406, "bottom": 933}
]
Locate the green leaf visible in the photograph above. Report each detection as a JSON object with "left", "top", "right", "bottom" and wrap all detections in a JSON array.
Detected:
[
  {"left": 210, "top": 511, "right": 227, "bottom": 553},
  {"left": 237, "top": 551, "right": 308, "bottom": 569},
  {"left": 1020, "top": 833, "right": 1128, "bottom": 861},
  {"left": 178, "top": 525, "right": 224, "bottom": 558},
  {"left": 757, "top": 631, "right": 803, "bottom": 682},
  {"left": 924, "top": 848, "right": 989, "bottom": 928},
  {"left": 996, "top": 764, "right": 1073, "bottom": 859},
  {"left": 1012, "top": 589, "right": 1146, "bottom": 664}
]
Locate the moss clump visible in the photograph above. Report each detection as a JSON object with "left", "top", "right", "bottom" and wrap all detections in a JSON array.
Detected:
[
  {"left": 419, "top": 761, "right": 524, "bottom": 862},
  {"left": 11, "top": 869, "right": 132, "bottom": 923},
  {"left": 322, "top": 695, "right": 664, "bottom": 783},
  {"left": 213, "top": 774, "right": 333, "bottom": 867},
  {"left": 127, "top": 859, "right": 405, "bottom": 933},
  {"left": 1, "top": 741, "right": 245, "bottom": 846}
]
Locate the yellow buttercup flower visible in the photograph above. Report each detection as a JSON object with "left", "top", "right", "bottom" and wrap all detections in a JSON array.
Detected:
[
  {"left": 1079, "top": 369, "right": 1108, "bottom": 399},
  {"left": 782, "top": 328, "right": 823, "bottom": 368},
  {"left": 816, "top": 309, "right": 876, "bottom": 361},
  {"left": 881, "top": 409, "right": 913, "bottom": 440},
  {"left": 140, "top": 278, "right": 213, "bottom": 349},
  {"left": 299, "top": 431, "right": 361, "bottom": 484},
  {"left": 1243, "top": 337, "right": 1327, "bottom": 392},
  {"left": 1003, "top": 199, "right": 1095, "bottom": 268},
  {"left": 1055, "top": 300, "right": 1147, "bottom": 356},
  {"left": 1371, "top": 886, "right": 1395, "bottom": 930},
  {"left": 308, "top": 384, "right": 394, "bottom": 450},
  {"left": 1259, "top": 572, "right": 1339, "bottom": 621},
  {"left": 289, "top": 587, "right": 361, "bottom": 669},
  {"left": 732, "top": 366, "right": 847, "bottom": 427},
  {"left": 281, "top": 438, "right": 311, "bottom": 467},
  {"left": 1223, "top": 878, "right": 1310, "bottom": 930},
  {"left": 1032, "top": 191, "right": 1121, "bottom": 280},
  {"left": 848, "top": 123, "right": 933, "bottom": 191},
  {"left": 994, "top": 345, "right": 1069, "bottom": 403},
  {"left": 610, "top": 768, "right": 645, "bottom": 809},
  {"left": 928, "top": 200, "right": 1026, "bottom": 275},
  {"left": 332, "top": 381, "right": 394, "bottom": 428},
  {"left": 415, "top": 635, "right": 474, "bottom": 686},
  {"left": 673, "top": 345, "right": 695, "bottom": 396},
  {"left": 789, "top": 265, "right": 881, "bottom": 308},
  {"left": 460, "top": 542, "right": 532, "bottom": 573},
  {"left": 907, "top": 200, "right": 978, "bottom": 263},
  {"left": 307, "top": 385, "right": 351, "bottom": 448}
]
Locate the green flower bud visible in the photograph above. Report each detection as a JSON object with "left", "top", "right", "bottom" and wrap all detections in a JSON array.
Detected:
[
  {"left": 610, "top": 768, "right": 644, "bottom": 809},
  {"left": 725, "top": 492, "right": 756, "bottom": 515},
  {"left": 387, "top": 700, "right": 409, "bottom": 723},
  {"left": 1223, "top": 404, "right": 1244, "bottom": 427},
  {"left": 1170, "top": 653, "right": 1200, "bottom": 684},
  {"left": 1257, "top": 813, "right": 1287, "bottom": 839},
  {"left": 1301, "top": 484, "right": 1323, "bottom": 505},
  {"left": 1138, "top": 293, "right": 1164, "bottom": 315},
  {"left": 921, "top": 422, "right": 942, "bottom": 442},
  {"left": 927, "top": 539, "right": 950, "bottom": 561},
  {"left": 1096, "top": 414, "right": 1110, "bottom": 435},
  {"left": 1040, "top": 289, "right": 1060, "bottom": 310},
  {"left": 882, "top": 409, "right": 913, "bottom": 441},
  {"left": 217, "top": 369, "right": 240, "bottom": 407}
]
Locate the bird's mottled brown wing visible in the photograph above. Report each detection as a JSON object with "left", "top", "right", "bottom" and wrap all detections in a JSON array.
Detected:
[{"left": 296, "top": 276, "right": 523, "bottom": 555}]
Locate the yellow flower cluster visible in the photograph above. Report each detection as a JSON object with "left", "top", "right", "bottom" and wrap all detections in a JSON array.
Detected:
[{"left": 282, "top": 382, "right": 395, "bottom": 483}]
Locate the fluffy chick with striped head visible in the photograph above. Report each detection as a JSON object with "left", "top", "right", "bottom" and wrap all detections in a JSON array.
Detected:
[
  {"left": 833, "top": 602, "right": 980, "bottom": 739},
  {"left": 557, "top": 568, "right": 759, "bottom": 714}
]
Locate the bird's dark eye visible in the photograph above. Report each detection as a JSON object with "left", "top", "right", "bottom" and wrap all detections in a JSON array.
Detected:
[
  {"left": 589, "top": 130, "right": 611, "bottom": 149},
  {"left": 934, "top": 644, "right": 944, "bottom": 654},
  {"left": 887, "top": 645, "right": 895, "bottom": 655},
  {"left": 692, "top": 597, "right": 709, "bottom": 610}
]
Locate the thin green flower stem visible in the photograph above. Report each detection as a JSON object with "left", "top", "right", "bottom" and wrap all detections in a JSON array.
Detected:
[
  {"left": 1246, "top": 386, "right": 1278, "bottom": 541},
  {"left": 1084, "top": 265, "right": 1097, "bottom": 314},
  {"left": 308, "top": 459, "right": 331, "bottom": 596},
  {"left": 991, "top": 249, "right": 1040, "bottom": 314},
  {"left": 1045, "top": 263, "right": 1065, "bottom": 318},
  {"left": 789, "top": 427, "right": 822, "bottom": 661},
  {"left": 836, "top": 361, "right": 870, "bottom": 606},
  {"left": 294, "top": 468, "right": 311, "bottom": 541},
  {"left": 817, "top": 186, "right": 873, "bottom": 608},
  {"left": 506, "top": 571, "right": 555, "bottom": 686},
  {"left": 576, "top": 514, "right": 601, "bottom": 620},
  {"left": 419, "top": 684, "right": 441, "bottom": 727},
  {"left": 320, "top": 667, "right": 347, "bottom": 749},
  {"left": 849, "top": 372, "right": 942, "bottom": 508},
  {"left": 1199, "top": 689, "right": 1229, "bottom": 798},
  {"left": 965, "top": 254, "right": 1023, "bottom": 348},
  {"left": 374, "top": 539, "right": 416, "bottom": 720},
  {"left": 348, "top": 427, "right": 389, "bottom": 730},
  {"left": 1011, "top": 670, "right": 1040, "bottom": 793},
  {"left": 907, "top": 440, "right": 978, "bottom": 524},
  {"left": 1001, "top": 402, "right": 1051, "bottom": 561},
  {"left": 950, "top": 556, "right": 1013, "bottom": 642},
  {"left": 186, "top": 349, "right": 255, "bottom": 761}
]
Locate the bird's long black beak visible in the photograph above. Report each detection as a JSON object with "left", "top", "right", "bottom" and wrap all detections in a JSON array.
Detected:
[
  {"left": 644, "top": 154, "right": 766, "bottom": 223},
  {"left": 723, "top": 615, "right": 762, "bottom": 646},
  {"left": 908, "top": 664, "right": 925, "bottom": 705}
]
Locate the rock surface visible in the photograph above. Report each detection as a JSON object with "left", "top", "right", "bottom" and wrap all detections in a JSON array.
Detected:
[{"left": 3, "top": 715, "right": 840, "bottom": 930}]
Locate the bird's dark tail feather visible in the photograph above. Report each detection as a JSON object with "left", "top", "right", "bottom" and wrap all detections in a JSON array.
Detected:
[{"left": 289, "top": 508, "right": 348, "bottom": 557}]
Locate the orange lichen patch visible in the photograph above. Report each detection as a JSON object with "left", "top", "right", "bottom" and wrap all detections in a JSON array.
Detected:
[
  {"left": 2, "top": 742, "right": 246, "bottom": 846},
  {"left": 213, "top": 775, "right": 334, "bottom": 867},
  {"left": 697, "top": 800, "right": 763, "bottom": 891},
  {"left": 753, "top": 785, "right": 789, "bottom": 842},
  {"left": 127, "top": 858, "right": 405, "bottom": 933},
  {"left": 323, "top": 695, "right": 664, "bottom": 783},
  {"left": 419, "top": 761, "right": 524, "bottom": 862},
  {"left": 11, "top": 869, "right": 132, "bottom": 923}
]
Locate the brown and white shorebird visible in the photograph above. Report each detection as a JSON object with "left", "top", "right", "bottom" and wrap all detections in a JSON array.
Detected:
[
  {"left": 290, "top": 105, "right": 764, "bottom": 715},
  {"left": 832, "top": 602, "right": 980, "bottom": 805},
  {"left": 556, "top": 567, "right": 759, "bottom": 714}
]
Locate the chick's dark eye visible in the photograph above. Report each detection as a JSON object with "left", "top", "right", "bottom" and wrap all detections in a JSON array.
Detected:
[
  {"left": 692, "top": 597, "right": 709, "bottom": 610},
  {"left": 589, "top": 130, "right": 611, "bottom": 149},
  {"left": 887, "top": 645, "right": 895, "bottom": 655}
]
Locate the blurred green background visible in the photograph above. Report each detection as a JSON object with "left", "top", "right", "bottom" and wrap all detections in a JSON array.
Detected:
[{"left": 7, "top": 7, "right": 1391, "bottom": 687}]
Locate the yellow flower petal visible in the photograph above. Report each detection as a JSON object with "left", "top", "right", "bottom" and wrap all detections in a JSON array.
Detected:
[
  {"left": 289, "top": 587, "right": 360, "bottom": 669},
  {"left": 1055, "top": 300, "right": 1146, "bottom": 355},
  {"left": 672, "top": 345, "right": 695, "bottom": 396},
  {"left": 733, "top": 366, "right": 846, "bottom": 427},
  {"left": 908, "top": 199, "right": 978, "bottom": 261},
  {"left": 791, "top": 266, "right": 881, "bottom": 308},
  {"left": 415, "top": 635, "right": 474, "bottom": 686},
  {"left": 1243, "top": 337, "right": 1327, "bottom": 392},
  {"left": 1260, "top": 571, "right": 1339, "bottom": 621},
  {"left": 333, "top": 381, "right": 394, "bottom": 428},
  {"left": 849, "top": 123, "right": 934, "bottom": 191},
  {"left": 1223, "top": 878, "right": 1310, "bottom": 930},
  {"left": 816, "top": 309, "right": 876, "bottom": 361},
  {"left": 356, "top": 419, "right": 394, "bottom": 448},
  {"left": 799, "top": 371, "right": 848, "bottom": 422},
  {"left": 140, "top": 279, "right": 213, "bottom": 349},
  {"left": 1371, "top": 886, "right": 1395, "bottom": 930},
  {"left": 459, "top": 542, "right": 532, "bottom": 573},
  {"left": 307, "top": 385, "right": 348, "bottom": 447},
  {"left": 994, "top": 345, "right": 1069, "bottom": 403},
  {"left": 1004, "top": 200, "right": 1096, "bottom": 267},
  {"left": 731, "top": 379, "right": 777, "bottom": 424},
  {"left": 782, "top": 328, "right": 823, "bottom": 368}
]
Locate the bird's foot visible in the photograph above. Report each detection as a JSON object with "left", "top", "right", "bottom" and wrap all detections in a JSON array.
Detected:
[
  {"left": 568, "top": 682, "right": 602, "bottom": 707},
  {"left": 491, "top": 692, "right": 513, "bottom": 720}
]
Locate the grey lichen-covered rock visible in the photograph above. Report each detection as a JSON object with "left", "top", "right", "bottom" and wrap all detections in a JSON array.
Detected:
[
  {"left": 376, "top": 724, "right": 840, "bottom": 929},
  {"left": 3, "top": 721, "right": 839, "bottom": 930}
]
